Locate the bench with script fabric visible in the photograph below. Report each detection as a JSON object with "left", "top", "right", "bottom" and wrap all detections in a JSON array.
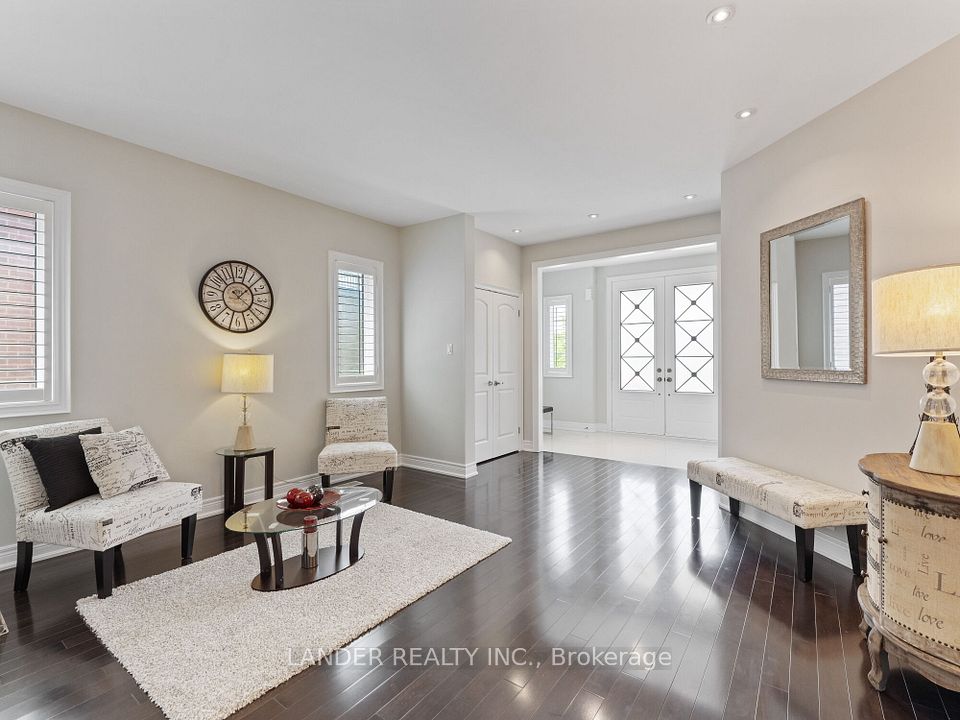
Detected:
[{"left": 687, "top": 457, "right": 867, "bottom": 582}]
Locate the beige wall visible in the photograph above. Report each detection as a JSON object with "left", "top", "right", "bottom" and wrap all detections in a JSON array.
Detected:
[
  {"left": 520, "top": 213, "right": 721, "bottom": 443},
  {"left": 720, "top": 35, "right": 960, "bottom": 493},
  {"left": 400, "top": 214, "right": 476, "bottom": 475},
  {"left": 475, "top": 230, "right": 521, "bottom": 295},
  {"left": 0, "top": 102, "right": 402, "bottom": 549}
]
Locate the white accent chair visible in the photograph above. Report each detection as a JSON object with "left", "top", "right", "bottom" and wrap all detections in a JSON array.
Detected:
[
  {"left": 0, "top": 418, "right": 202, "bottom": 598},
  {"left": 318, "top": 397, "right": 397, "bottom": 503}
]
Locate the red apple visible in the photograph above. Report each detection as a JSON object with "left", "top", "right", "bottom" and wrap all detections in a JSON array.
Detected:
[
  {"left": 295, "top": 490, "right": 315, "bottom": 508},
  {"left": 286, "top": 488, "right": 302, "bottom": 504}
]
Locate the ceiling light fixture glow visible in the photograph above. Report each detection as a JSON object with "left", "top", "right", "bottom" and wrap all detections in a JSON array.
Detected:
[
  {"left": 587, "top": 213, "right": 599, "bottom": 219},
  {"left": 512, "top": 228, "right": 522, "bottom": 234},
  {"left": 684, "top": 194, "right": 697, "bottom": 200},
  {"left": 735, "top": 107, "right": 756, "bottom": 120},
  {"left": 706, "top": 6, "right": 735, "bottom": 25}
]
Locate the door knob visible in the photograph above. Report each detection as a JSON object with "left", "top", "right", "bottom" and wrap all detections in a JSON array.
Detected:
[
  {"left": 657, "top": 377, "right": 663, "bottom": 382},
  {"left": 487, "top": 380, "right": 494, "bottom": 386},
  {"left": 493, "top": 380, "right": 502, "bottom": 386},
  {"left": 666, "top": 377, "right": 673, "bottom": 382}
]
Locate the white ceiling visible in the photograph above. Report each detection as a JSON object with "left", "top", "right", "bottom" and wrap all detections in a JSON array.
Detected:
[{"left": 1, "top": 2, "right": 958, "bottom": 245}]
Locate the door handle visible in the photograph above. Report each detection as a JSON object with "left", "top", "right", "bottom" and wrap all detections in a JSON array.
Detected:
[
  {"left": 666, "top": 377, "right": 673, "bottom": 383},
  {"left": 487, "top": 380, "right": 495, "bottom": 386},
  {"left": 657, "top": 377, "right": 663, "bottom": 382},
  {"left": 493, "top": 380, "right": 502, "bottom": 386}
]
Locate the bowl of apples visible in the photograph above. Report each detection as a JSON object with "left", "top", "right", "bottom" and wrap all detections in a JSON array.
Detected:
[{"left": 277, "top": 484, "right": 340, "bottom": 511}]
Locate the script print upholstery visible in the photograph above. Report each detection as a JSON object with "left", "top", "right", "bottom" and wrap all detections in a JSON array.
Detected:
[
  {"left": 80, "top": 426, "right": 170, "bottom": 498},
  {"left": 687, "top": 457, "right": 867, "bottom": 529},
  {"left": 318, "top": 397, "right": 397, "bottom": 475},
  {"left": 0, "top": 419, "right": 202, "bottom": 552}
]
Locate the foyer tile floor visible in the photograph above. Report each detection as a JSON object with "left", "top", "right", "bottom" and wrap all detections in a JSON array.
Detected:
[
  {"left": 540, "top": 429, "right": 718, "bottom": 470},
  {"left": 0, "top": 451, "right": 956, "bottom": 719}
]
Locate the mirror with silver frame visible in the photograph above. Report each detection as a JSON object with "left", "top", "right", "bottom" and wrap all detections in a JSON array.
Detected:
[{"left": 761, "top": 198, "right": 866, "bottom": 383}]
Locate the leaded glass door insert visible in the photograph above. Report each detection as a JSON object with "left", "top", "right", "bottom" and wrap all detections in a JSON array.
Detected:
[
  {"left": 610, "top": 270, "right": 718, "bottom": 441},
  {"left": 620, "top": 288, "right": 656, "bottom": 391},
  {"left": 673, "top": 282, "right": 715, "bottom": 394}
]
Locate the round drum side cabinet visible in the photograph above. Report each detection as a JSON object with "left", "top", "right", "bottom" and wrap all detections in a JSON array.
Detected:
[{"left": 858, "top": 453, "right": 960, "bottom": 691}]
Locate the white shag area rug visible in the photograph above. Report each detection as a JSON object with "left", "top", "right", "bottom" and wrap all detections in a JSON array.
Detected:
[{"left": 76, "top": 503, "right": 510, "bottom": 720}]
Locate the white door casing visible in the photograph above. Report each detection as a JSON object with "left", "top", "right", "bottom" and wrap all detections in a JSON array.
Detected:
[{"left": 475, "top": 288, "right": 522, "bottom": 462}]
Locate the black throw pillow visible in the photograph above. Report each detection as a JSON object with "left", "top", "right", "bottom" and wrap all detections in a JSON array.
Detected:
[{"left": 24, "top": 427, "right": 102, "bottom": 511}]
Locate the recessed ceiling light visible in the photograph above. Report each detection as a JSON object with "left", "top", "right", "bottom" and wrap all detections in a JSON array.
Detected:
[
  {"left": 587, "top": 213, "right": 599, "bottom": 219},
  {"left": 512, "top": 228, "right": 522, "bottom": 234},
  {"left": 735, "top": 107, "right": 757, "bottom": 120},
  {"left": 706, "top": 6, "right": 735, "bottom": 25},
  {"left": 684, "top": 194, "right": 697, "bottom": 200}
]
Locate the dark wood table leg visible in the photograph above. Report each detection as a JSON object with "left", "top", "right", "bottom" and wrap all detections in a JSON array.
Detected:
[
  {"left": 349, "top": 512, "right": 365, "bottom": 563},
  {"left": 795, "top": 526, "right": 815, "bottom": 582},
  {"left": 223, "top": 457, "right": 235, "bottom": 517},
  {"left": 94, "top": 548, "right": 115, "bottom": 599},
  {"left": 270, "top": 534, "right": 284, "bottom": 590},
  {"left": 235, "top": 458, "right": 246, "bottom": 512},
  {"left": 264, "top": 450, "right": 274, "bottom": 500},
  {"left": 253, "top": 534, "right": 271, "bottom": 577},
  {"left": 113, "top": 545, "right": 126, "bottom": 585}
]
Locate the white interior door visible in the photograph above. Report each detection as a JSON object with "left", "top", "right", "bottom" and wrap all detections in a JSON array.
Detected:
[
  {"left": 664, "top": 272, "right": 718, "bottom": 441},
  {"left": 610, "top": 277, "right": 665, "bottom": 434},
  {"left": 475, "top": 288, "right": 521, "bottom": 462},
  {"left": 492, "top": 295, "right": 522, "bottom": 457},
  {"left": 474, "top": 293, "right": 494, "bottom": 462}
]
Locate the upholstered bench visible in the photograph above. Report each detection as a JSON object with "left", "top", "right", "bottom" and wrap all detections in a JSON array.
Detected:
[{"left": 687, "top": 457, "right": 867, "bottom": 582}]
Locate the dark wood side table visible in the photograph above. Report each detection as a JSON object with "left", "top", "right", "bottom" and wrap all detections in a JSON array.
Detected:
[{"left": 217, "top": 446, "right": 275, "bottom": 517}]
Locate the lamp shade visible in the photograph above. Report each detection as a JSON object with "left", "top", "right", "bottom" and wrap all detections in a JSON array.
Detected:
[
  {"left": 873, "top": 265, "right": 960, "bottom": 356},
  {"left": 221, "top": 353, "right": 274, "bottom": 394}
]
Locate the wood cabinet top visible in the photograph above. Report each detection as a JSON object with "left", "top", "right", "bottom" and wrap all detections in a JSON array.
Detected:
[{"left": 859, "top": 453, "right": 960, "bottom": 504}]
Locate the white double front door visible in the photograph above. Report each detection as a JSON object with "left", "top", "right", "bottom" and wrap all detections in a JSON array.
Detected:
[
  {"left": 610, "top": 270, "right": 718, "bottom": 441},
  {"left": 474, "top": 288, "right": 522, "bottom": 463}
]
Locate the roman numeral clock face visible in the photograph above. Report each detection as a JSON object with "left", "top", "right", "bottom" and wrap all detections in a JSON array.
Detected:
[{"left": 198, "top": 261, "right": 274, "bottom": 333}]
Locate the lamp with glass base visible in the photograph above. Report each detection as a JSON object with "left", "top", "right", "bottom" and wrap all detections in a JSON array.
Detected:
[
  {"left": 873, "top": 265, "right": 960, "bottom": 476},
  {"left": 221, "top": 353, "right": 274, "bottom": 451}
]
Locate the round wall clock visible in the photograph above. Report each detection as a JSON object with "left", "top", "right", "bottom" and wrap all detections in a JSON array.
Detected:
[{"left": 198, "top": 260, "right": 274, "bottom": 333}]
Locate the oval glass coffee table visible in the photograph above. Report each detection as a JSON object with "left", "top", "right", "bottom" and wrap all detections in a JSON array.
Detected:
[{"left": 225, "top": 487, "right": 381, "bottom": 591}]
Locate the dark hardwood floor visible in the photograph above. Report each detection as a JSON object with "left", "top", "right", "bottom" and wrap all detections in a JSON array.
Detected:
[{"left": 1, "top": 451, "right": 957, "bottom": 720}]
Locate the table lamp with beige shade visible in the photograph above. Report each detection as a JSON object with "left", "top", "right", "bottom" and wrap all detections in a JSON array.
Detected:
[
  {"left": 873, "top": 265, "right": 960, "bottom": 475},
  {"left": 221, "top": 353, "right": 274, "bottom": 451}
]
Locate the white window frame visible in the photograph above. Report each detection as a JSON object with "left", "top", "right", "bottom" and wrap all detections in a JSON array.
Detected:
[
  {"left": 822, "top": 270, "right": 851, "bottom": 371},
  {"left": 543, "top": 294, "right": 573, "bottom": 378},
  {"left": 329, "top": 251, "right": 384, "bottom": 393},
  {"left": 0, "top": 177, "right": 70, "bottom": 418}
]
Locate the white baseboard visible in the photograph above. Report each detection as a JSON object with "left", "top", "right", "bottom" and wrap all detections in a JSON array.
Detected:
[
  {"left": 718, "top": 498, "right": 853, "bottom": 570},
  {"left": 0, "top": 471, "right": 367, "bottom": 572},
  {"left": 551, "top": 421, "right": 609, "bottom": 433},
  {"left": 399, "top": 454, "right": 478, "bottom": 481},
  {"left": 0, "top": 540, "right": 76, "bottom": 571},
  {"left": 521, "top": 440, "right": 536, "bottom": 452}
]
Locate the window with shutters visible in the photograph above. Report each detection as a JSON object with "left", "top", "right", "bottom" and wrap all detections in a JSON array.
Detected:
[
  {"left": 823, "top": 271, "right": 851, "bottom": 371},
  {"left": 543, "top": 295, "right": 572, "bottom": 377},
  {"left": 329, "top": 251, "right": 383, "bottom": 392},
  {"left": 0, "top": 178, "right": 70, "bottom": 418}
]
